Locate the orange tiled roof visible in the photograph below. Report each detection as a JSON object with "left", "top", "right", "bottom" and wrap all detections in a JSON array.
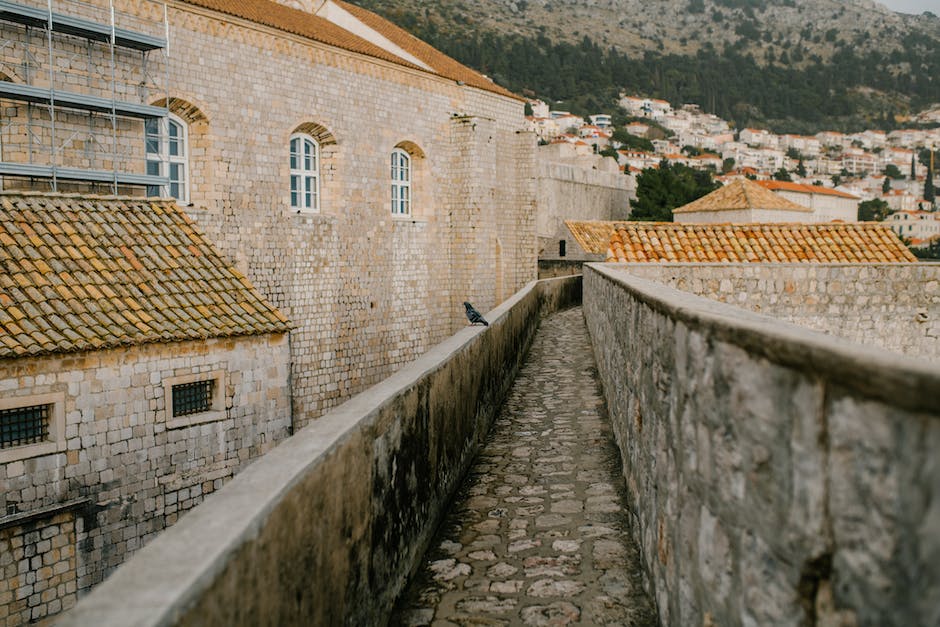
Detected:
[
  {"left": 756, "top": 180, "right": 859, "bottom": 200},
  {"left": 673, "top": 179, "right": 811, "bottom": 214},
  {"left": 181, "top": 0, "right": 519, "bottom": 100},
  {"left": 565, "top": 220, "right": 631, "bottom": 254},
  {"left": 0, "top": 193, "right": 290, "bottom": 359},
  {"left": 606, "top": 222, "right": 917, "bottom": 263}
]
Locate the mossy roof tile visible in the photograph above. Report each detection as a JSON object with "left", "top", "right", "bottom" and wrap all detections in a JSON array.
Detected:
[{"left": 0, "top": 193, "right": 291, "bottom": 359}]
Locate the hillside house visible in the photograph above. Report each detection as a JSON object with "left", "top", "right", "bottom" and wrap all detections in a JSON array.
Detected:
[{"left": 756, "top": 180, "right": 860, "bottom": 222}]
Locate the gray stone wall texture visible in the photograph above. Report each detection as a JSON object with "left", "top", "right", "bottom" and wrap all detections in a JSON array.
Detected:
[
  {"left": 0, "top": 334, "right": 291, "bottom": 625},
  {"left": 583, "top": 264, "right": 940, "bottom": 627},
  {"left": 57, "top": 276, "right": 582, "bottom": 627},
  {"left": 617, "top": 263, "right": 940, "bottom": 360}
]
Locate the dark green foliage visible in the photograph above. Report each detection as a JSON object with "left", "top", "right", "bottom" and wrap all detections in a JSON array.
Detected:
[
  {"left": 773, "top": 168, "right": 792, "bottom": 181},
  {"left": 926, "top": 169, "right": 935, "bottom": 202},
  {"left": 351, "top": 3, "right": 940, "bottom": 133},
  {"left": 857, "top": 198, "right": 890, "bottom": 221},
  {"left": 912, "top": 238, "right": 940, "bottom": 259},
  {"left": 630, "top": 160, "right": 720, "bottom": 221},
  {"left": 722, "top": 157, "right": 735, "bottom": 173},
  {"left": 882, "top": 177, "right": 891, "bottom": 194},
  {"left": 884, "top": 164, "right": 904, "bottom": 179},
  {"left": 796, "top": 159, "right": 806, "bottom": 177},
  {"left": 612, "top": 128, "right": 654, "bottom": 151}
]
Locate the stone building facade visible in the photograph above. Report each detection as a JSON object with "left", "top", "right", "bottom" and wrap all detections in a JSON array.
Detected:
[
  {"left": 0, "top": 194, "right": 292, "bottom": 624},
  {"left": 0, "top": 0, "right": 537, "bottom": 429}
]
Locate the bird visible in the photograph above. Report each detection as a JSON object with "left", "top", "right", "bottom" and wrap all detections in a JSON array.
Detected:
[{"left": 463, "top": 302, "right": 489, "bottom": 326}]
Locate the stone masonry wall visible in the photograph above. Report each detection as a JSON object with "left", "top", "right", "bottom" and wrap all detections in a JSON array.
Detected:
[
  {"left": 584, "top": 264, "right": 940, "bottom": 627},
  {"left": 0, "top": 0, "right": 536, "bottom": 428},
  {"left": 617, "top": 263, "right": 940, "bottom": 360},
  {"left": 0, "top": 334, "right": 290, "bottom": 624},
  {"left": 536, "top": 157, "right": 632, "bottom": 260}
]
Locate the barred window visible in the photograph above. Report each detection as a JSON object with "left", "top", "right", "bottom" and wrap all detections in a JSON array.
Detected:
[
  {"left": 0, "top": 403, "right": 51, "bottom": 449},
  {"left": 171, "top": 380, "right": 215, "bottom": 417}
]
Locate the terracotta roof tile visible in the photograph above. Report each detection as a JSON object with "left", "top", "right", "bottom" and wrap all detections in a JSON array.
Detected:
[
  {"left": 673, "top": 179, "right": 812, "bottom": 214},
  {"left": 756, "top": 180, "right": 859, "bottom": 200},
  {"left": 565, "top": 220, "right": 633, "bottom": 255},
  {"left": 0, "top": 193, "right": 290, "bottom": 359},
  {"left": 181, "top": 0, "right": 519, "bottom": 100},
  {"left": 606, "top": 223, "right": 917, "bottom": 264}
]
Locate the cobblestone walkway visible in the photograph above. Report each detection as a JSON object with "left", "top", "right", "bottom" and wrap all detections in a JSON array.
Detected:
[{"left": 391, "top": 307, "right": 657, "bottom": 626}]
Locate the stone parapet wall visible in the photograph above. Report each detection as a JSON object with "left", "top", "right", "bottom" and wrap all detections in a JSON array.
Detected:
[
  {"left": 0, "top": 334, "right": 290, "bottom": 625},
  {"left": 583, "top": 264, "right": 940, "bottom": 627},
  {"left": 57, "top": 276, "right": 582, "bottom": 627},
  {"left": 616, "top": 263, "right": 940, "bottom": 360}
]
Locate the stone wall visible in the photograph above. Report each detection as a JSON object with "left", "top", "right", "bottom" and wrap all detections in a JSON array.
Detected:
[
  {"left": 583, "top": 264, "right": 940, "bottom": 627},
  {"left": 0, "top": 334, "right": 290, "bottom": 625},
  {"left": 0, "top": 0, "right": 537, "bottom": 428},
  {"left": 57, "top": 276, "right": 582, "bottom": 627},
  {"left": 616, "top": 263, "right": 940, "bottom": 359},
  {"left": 536, "top": 145, "right": 631, "bottom": 260}
]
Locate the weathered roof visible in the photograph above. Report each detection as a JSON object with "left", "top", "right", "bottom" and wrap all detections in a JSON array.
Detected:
[
  {"left": 565, "top": 220, "right": 630, "bottom": 255},
  {"left": 673, "top": 179, "right": 812, "bottom": 214},
  {"left": 0, "top": 193, "right": 290, "bottom": 359},
  {"left": 606, "top": 222, "right": 917, "bottom": 263},
  {"left": 181, "top": 0, "right": 520, "bottom": 101},
  {"left": 756, "top": 180, "right": 859, "bottom": 200}
]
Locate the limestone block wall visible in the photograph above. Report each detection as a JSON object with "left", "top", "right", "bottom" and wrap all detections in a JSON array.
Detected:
[
  {"left": 617, "top": 263, "right": 940, "bottom": 360},
  {"left": 154, "top": 1, "right": 535, "bottom": 427},
  {"left": 0, "top": 0, "right": 537, "bottom": 428},
  {"left": 0, "top": 334, "right": 290, "bottom": 625},
  {"left": 536, "top": 151, "right": 632, "bottom": 260},
  {"left": 584, "top": 264, "right": 940, "bottom": 627},
  {"left": 58, "top": 276, "right": 582, "bottom": 627}
]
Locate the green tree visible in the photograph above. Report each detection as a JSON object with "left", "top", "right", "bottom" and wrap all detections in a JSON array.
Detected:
[
  {"left": 796, "top": 159, "right": 806, "bottom": 177},
  {"left": 773, "top": 168, "right": 792, "bottom": 181},
  {"left": 630, "top": 160, "right": 720, "bottom": 221},
  {"left": 882, "top": 177, "right": 891, "bottom": 194},
  {"left": 911, "top": 153, "right": 917, "bottom": 180},
  {"left": 926, "top": 168, "right": 935, "bottom": 203},
  {"left": 721, "top": 157, "right": 735, "bottom": 173},
  {"left": 857, "top": 198, "right": 890, "bottom": 221},
  {"left": 884, "top": 164, "right": 903, "bottom": 179},
  {"left": 611, "top": 128, "right": 654, "bottom": 151}
]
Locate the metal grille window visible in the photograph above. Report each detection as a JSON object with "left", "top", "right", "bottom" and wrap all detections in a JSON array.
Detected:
[
  {"left": 172, "top": 380, "right": 215, "bottom": 417},
  {"left": 0, "top": 404, "right": 50, "bottom": 449}
]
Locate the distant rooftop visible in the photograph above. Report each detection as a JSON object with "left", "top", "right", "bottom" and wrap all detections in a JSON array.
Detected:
[
  {"left": 606, "top": 222, "right": 916, "bottom": 263},
  {"left": 673, "top": 179, "right": 811, "bottom": 215}
]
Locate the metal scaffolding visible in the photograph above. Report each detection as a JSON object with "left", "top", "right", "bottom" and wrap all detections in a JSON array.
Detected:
[{"left": 0, "top": 0, "right": 169, "bottom": 193}]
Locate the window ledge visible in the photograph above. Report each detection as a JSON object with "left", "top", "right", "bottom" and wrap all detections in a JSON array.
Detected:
[
  {"left": 166, "top": 409, "right": 227, "bottom": 430},
  {"left": 0, "top": 440, "right": 66, "bottom": 464},
  {"left": 292, "top": 211, "right": 336, "bottom": 225},
  {"left": 391, "top": 215, "right": 427, "bottom": 224}
]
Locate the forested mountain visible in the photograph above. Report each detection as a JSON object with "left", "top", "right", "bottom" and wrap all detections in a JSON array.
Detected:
[{"left": 349, "top": 0, "right": 940, "bottom": 133}]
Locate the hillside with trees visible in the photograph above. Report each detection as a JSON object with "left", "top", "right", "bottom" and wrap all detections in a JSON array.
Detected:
[{"left": 351, "top": 0, "right": 940, "bottom": 133}]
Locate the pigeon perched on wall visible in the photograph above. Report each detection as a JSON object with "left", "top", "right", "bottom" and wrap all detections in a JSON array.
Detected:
[{"left": 464, "top": 302, "right": 489, "bottom": 326}]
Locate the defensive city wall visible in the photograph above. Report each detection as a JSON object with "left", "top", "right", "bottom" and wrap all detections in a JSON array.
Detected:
[
  {"left": 584, "top": 263, "right": 940, "bottom": 627},
  {"left": 58, "top": 265, "right": 940, "bottom": 626},
  {"left": 58, "top": 276, "right": 581, "bottom": 626}
]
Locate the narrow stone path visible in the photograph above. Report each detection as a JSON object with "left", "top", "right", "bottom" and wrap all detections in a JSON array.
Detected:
[{"left": 391, "top": 307, "right": 657, "bottom": 626}]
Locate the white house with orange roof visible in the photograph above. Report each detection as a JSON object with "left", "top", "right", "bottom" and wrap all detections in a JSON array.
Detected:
[
  {"left": 887, "top": 210, "right": 940, "bottom": 243},
  {"left": 756, "top": 180, "right": 860, "bottom": 222},
  {"left": 883, "top": 189, "right": 922, "bottom": 213},
  {"left": 779, "top": 134, "right": 822, "bottom": 156}
]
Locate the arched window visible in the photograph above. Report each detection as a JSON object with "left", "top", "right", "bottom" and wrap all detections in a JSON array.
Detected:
[
  {"left": 390, "top": 148, "right": 411, "bottom": 216},
  {"left": 145, "top": 114, "right": 189, "bottom": 204},
  {"left": 290, "top": 134, "right": 319, "bottom": 212}
]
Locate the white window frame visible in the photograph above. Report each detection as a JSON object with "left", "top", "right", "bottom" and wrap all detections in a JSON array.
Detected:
[
  {"left": 290, "top": 134, "right": 320, "bottom": 213},
  {"left": 163, "top": 370, "right": 226, "bottom": 430},
  {"left": 0, "top": 392, "right": 66, "bottom": 464},
  {"left": 391, "top": 148, "right": 411, "bottom": 216},
  {"left": 146, "top": 113, "right": 190, "bottom": 204}
]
